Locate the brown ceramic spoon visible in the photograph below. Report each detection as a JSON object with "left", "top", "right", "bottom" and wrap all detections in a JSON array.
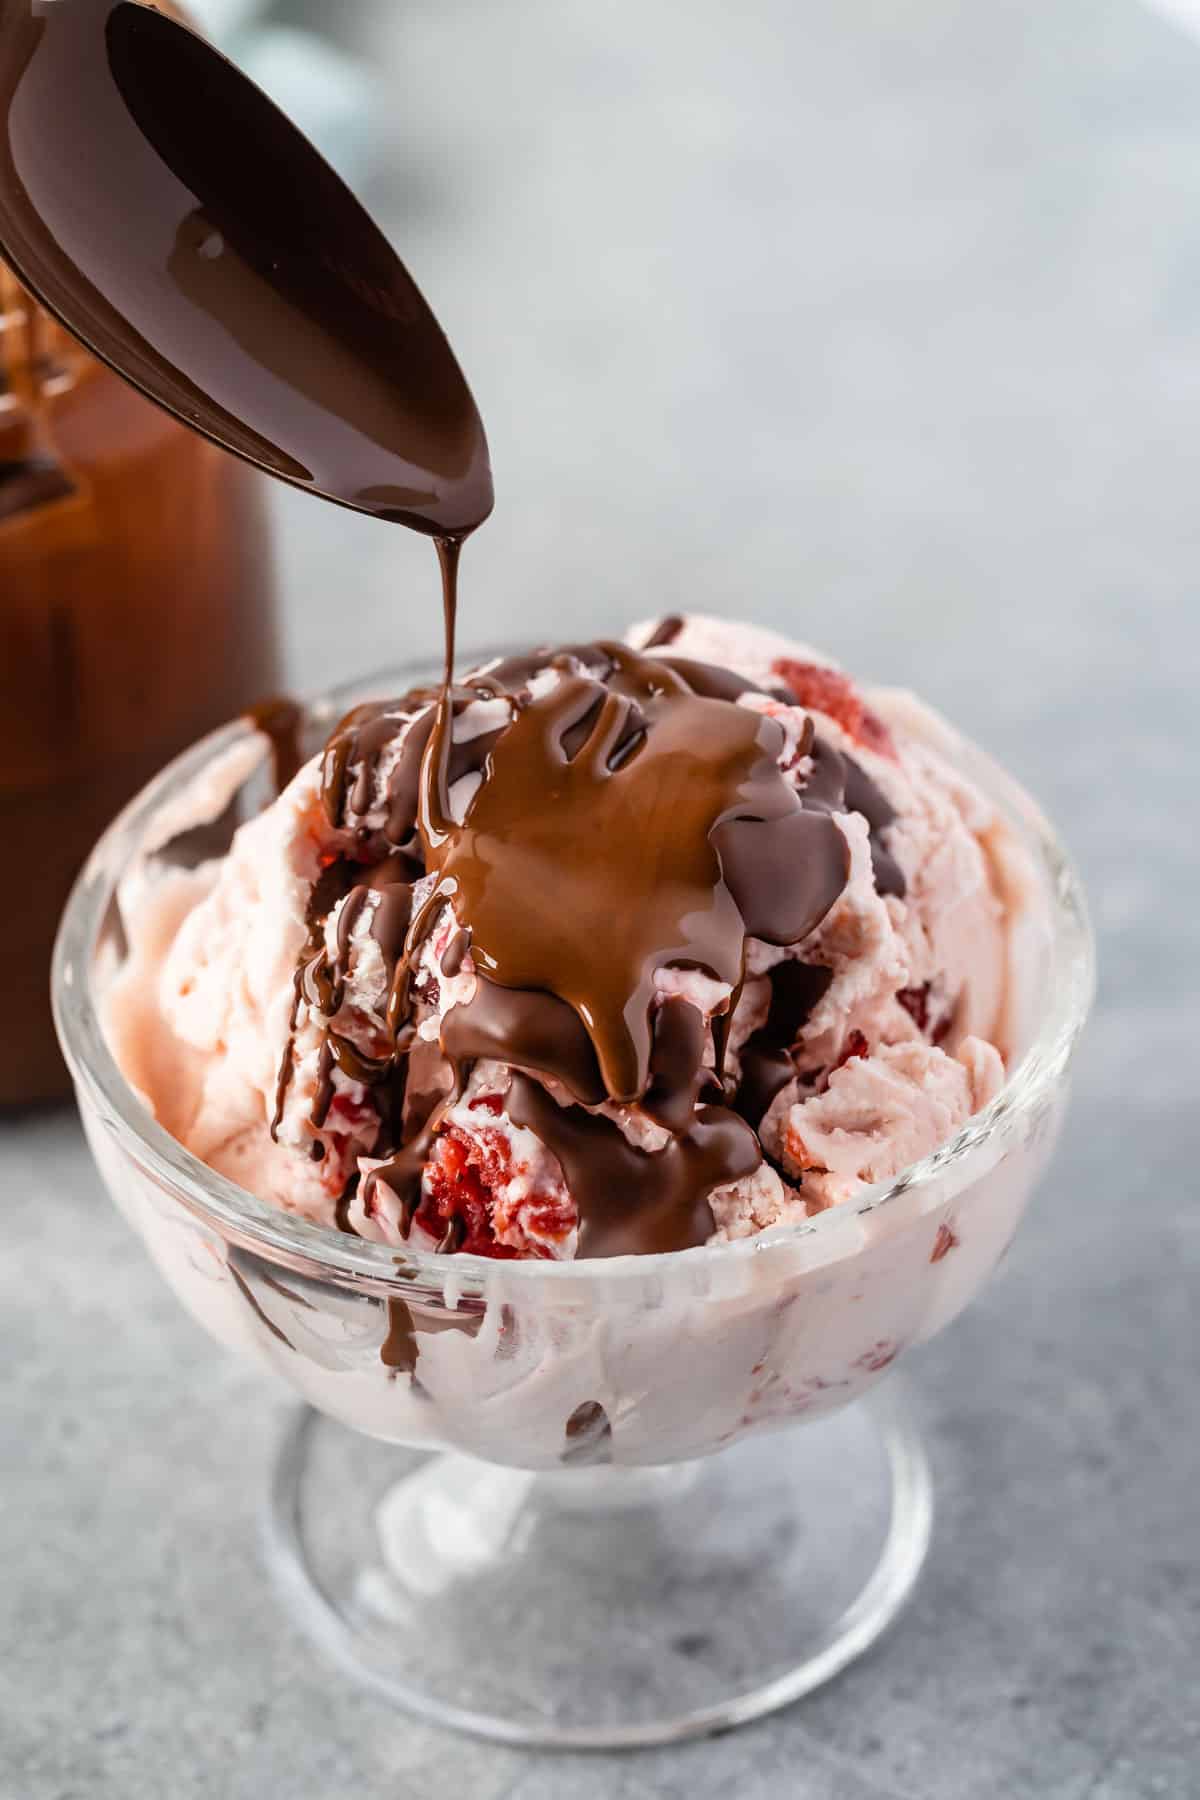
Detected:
[{"left": 0, "top": 0, "right": 493, "bottom": 536}]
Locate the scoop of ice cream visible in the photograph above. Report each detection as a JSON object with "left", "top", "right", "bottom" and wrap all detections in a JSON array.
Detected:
[{"left": 107, "top": 614, "right": 1018, "bottom": 1258}]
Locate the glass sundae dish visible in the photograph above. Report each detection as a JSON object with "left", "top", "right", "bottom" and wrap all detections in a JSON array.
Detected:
[{"left": 53, "top": 615, "right": 1093, "bottom": 1747}]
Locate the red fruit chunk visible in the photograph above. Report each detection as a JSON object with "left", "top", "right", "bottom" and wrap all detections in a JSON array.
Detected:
[
  {"left": 897, "top": 984, "right": 930, "bottom": 1033},
  {"left": 899, "top": 982, "right": 955, "bottom": 1045},
  {"left": 930, "top": 1222, "right": 959, "bottom": 1262},
  {"left": 514, "top": 1189, "right": 577, "bottom": 1247},
  {"left": 417, "top": 1111, "right": 574, "bottom": 1259},
  {"left": 772, "top": 660, "right": 897, "bottom": 760},
  {"left": 832, "top": 1029, "right": 869, "bottom": 1071},
  {"left": 419, "top": 1126, "right": 520, "bottom": 1258}
]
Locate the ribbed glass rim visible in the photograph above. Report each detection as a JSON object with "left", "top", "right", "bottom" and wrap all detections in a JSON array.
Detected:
[{"left": 53, "top": 651, "right": 1095, "bottom": 1300}]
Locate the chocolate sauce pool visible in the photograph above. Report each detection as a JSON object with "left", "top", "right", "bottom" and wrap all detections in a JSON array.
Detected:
[{"left": 0, "top": 3, "right": 905, "bottom": 1256}]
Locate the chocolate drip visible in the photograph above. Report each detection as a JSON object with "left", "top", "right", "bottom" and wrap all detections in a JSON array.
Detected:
[
  {"left": 437, "top": 1214, "right": 467, "bottom": 1254},
  {"left": 441, "top": 929, "right": 469, "bottom": 978},
  {"left": 642, "top": 615, "right": 684, "bottom": 649},
  {"left": 370, "top": 880, "right": 416, "bottom": 956},
  {"left": 842, "top": 757, "right": 905, "bottom": 898},
  {"left": 359, "top": 1013, "right": 472, "bottom": 1244},
  {"left": 563, "top": 1400, "right": 613, "bottom": 1464},
  {"left": 320, "top": 687, "right": 509, "bottom": 853},
  {"left": 712, "top": 807, "right": 849, "bottom": 945},
  {"left": 380, "top": 1299, "right": 419, "bottom": 1372},
  {"left": 733, "top": 1044, "right": 794, "bottom": 1132},
  {"left": 508, "top": 1074, "right": 761, "bottom": 1257},
  {"left": 643, "top": 997, "right": 710, "bottom": 1131},
  {"left": 370, "top": 883, "right": 419, "bottom": 1036},
  {"left": 366, "top": 1156, "right": 425, "bottom": 1238},
  {"left": 448, "top": 722, "right": 507, "bottom": 786},
  {"left": 382, "top": 1295, "right": 484, "bottom": 1375},
  {"left": 799, "top": 737, "right": 906, "bottom": 900},
  {"left": 441, "top": 976, "right": 605, "bottom": 1105},
  {"left": 381, "top": 703, "right": 437, "bottom": 842},
  {"left": 478, "top": 643, "right": 618, "bottom": 697},
  {"left": 661, "top": 655, "right": 795, "bottom": 707},
  {"left": 320, "top": 694, "right": 431, "bottom": 836},
  {"left": 271, "top": 853, "right": 427, "bottom": 1149},
  {"left": 361, "top": 1131, "right": 435, "bottom": 1238},
  {"left": 765, "top": 959, "right": 834, "bottom": 1043},
  {"left": 734, "top": 961, "right": 834, "bottom": 1127},
  {"left": 659, "top": 657, "right": 765, "bottom": 704},
  {"left": 229, "top": 1263, "right": 295, "bottom": 1352},
  {"left": 246, "top": 696, "right": 304, "bottom": 794},
  {"left": 270, "top": 860, "right": 353, "bottom": 1139},
  {"left": 799, "top": 736, "right": 846, "bottom": 812},
  {"left": 335, "top": 884, "right": 370, "bottom": 974},
  {"left": 310, "top": 1039, "right": 336, "bottom": 1129}
]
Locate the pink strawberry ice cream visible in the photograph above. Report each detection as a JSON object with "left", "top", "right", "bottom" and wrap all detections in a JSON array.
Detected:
[{"left": 106, "top": 615, "right": 1023, "bottom": 1261}]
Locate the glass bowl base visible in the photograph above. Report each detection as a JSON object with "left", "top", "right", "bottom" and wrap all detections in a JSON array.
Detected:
[{"left": 263, "top": 1384, "right": 932, "bottom": 1750}]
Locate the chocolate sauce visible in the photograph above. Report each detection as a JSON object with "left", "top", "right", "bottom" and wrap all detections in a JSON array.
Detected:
[
  {"left": 735, "top": 962, "right": 834, "bottom": 1128},
  {"left": 228, "top": 1262, "right": 295, "bottom": 1352},
  {"left": 641, "top": 615, "right": 683, "bottom": 649},
  {"left": 297, "top": 639, "right": 874, "bottom": 1257},
  {"left": 843, "top": 756, "right": 905, "bottom": 899},
  {"left": 382, "top": 1295, "right": 483, "bottom": 1376},
  {"left": 270, "top": 860, "right": 352, "bottom": 1140},
  {"left": 791, "top": 732, "right": 905, "bottom": 900},
  {"left": 643, "top": 998, "right": 711, "bottom": 1132},
  {"left": 420, "top": 645, "right": 848, "bottom": 1104},
  {"left": 247, "top": 697, "right": 304, "bottom": 796},
  {"left": 508, "top": 1074, "right": 761, "bottom": 1256},
  {"left": 440, "top": 929, "right": 469, "bottom": 979},
  {"left": 380, "top": 1299, "right": 419, "bottom": 1374},
  {"left": 562, "top": 1400, "right": 613, "bottom": 1465},
  {"left": 441, "top": 977, "right": 605, "bottom": 1105}
]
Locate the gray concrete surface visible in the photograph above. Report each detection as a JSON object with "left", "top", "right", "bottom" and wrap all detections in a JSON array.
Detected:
[{"left": 4, "top": 1, "right": 1199, "bottom": 1794}]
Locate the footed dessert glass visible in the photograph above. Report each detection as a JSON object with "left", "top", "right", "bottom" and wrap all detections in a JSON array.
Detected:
[{"left": 53, "top": 656, "right": 1094, "bottom": 1749}]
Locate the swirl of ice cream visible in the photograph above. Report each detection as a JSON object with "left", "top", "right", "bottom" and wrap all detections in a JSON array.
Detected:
[{"left": 106, "top": 615, "right": 1015, "bottom": 1260}]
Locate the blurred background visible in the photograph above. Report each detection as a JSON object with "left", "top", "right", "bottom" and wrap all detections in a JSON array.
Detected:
[{"left": 5, "top": 2, "right": 1198, "bottom": 1796}]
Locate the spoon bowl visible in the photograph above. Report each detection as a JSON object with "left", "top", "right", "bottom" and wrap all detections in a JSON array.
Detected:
[{"left": 0, "top": 0, "right": 492, "bottom": 534}]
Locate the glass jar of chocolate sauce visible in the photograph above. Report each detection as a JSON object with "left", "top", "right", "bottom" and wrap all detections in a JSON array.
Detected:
[{"left": 0, "top": 266, "right": 278, "bottom": 1104}]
